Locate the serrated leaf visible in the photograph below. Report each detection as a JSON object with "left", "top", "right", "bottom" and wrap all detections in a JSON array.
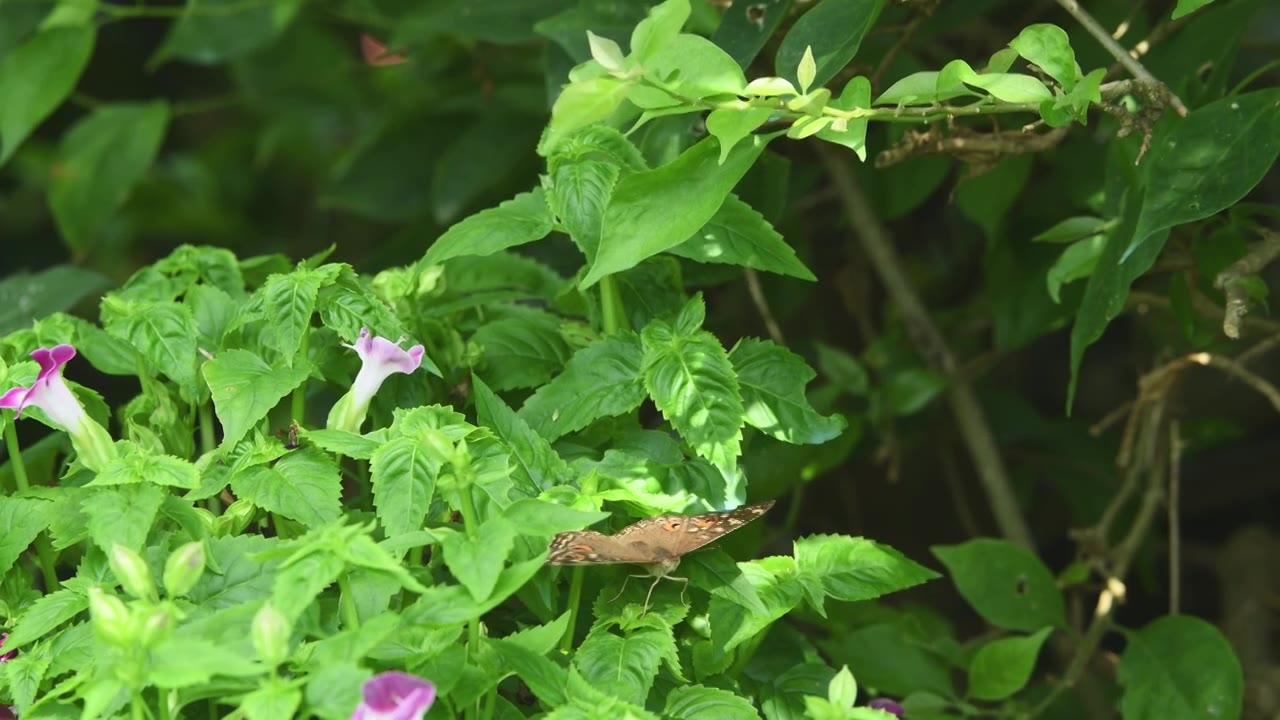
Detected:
[
  {"left": 2, "top": 588, "right": 86, "bottom": 652},
  {"left": 82, "top": 484, "right": 165, "bottom": 553},
  {"left": 231, "top": 449, "right": 341, "bottom": 530},
  {"left": 547, "top": 155, "right": 619, "bottom": 263},
  {"left": 668, "top": 194, "right": 815, "bottom": 280},
  {"left": 201, "top": 349, "right": 311, "bottom": 451},
  {"left": 932, "top": 538, "right": 1065, "bottom": 632},
  {"left": 730, "top": 338, "right": 844, "bottom": 444},
  {"left": 471, "top": 312, "right": 571, "bottom": 392},
  {"left": 0, "top": 497, "right": 50, "bottom": 578},
  {"left": 370, "top": 435, "right": 443, "bottom": 538},
  {"left": 147, "top": 634, "right": 263, "bottom": 687},
  {"left": 101, "top": 299, "right": 199, "bottom": 397},
  {"left": 490, "top": 637, "right": 569, "bottom": 707},
  {"left": 261, "top": 268, "right": 330, "bottom": 363},
  {"left": 574, "top": 628, "right": 667, "bottom": 705},
  {"left": 642, "top": 308, "right": 744, "bottom": 481},
  {"left": 794, "top": 534, "right": 939, "bottom": 615},
  {"left": 404, "top": 556, "right": 545, "bottom": 628},
  {"left": 440, "top": 517, "right": 517, "bottom": 602},
  {"left": 666, "top": 684, "right": 761, "bottom": 719},
  {"left": 88, "top": 442, "right": 199, "bottom": 489},
  {"left": 518, "top": 332, "right": 647, "bottom": 442},
  {"left": 474, "top": 377, "right": 571, "bottom": 495}
]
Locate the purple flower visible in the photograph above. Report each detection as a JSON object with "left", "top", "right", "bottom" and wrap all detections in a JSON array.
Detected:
[
  {"left": 0, "top": 633, "right": 15, "bottom": 662},
  {"left": 1, "top": 345, "right": 85, "bottom": 433},
  {"left": 327, "top": 328, "right": 425, "bottom": 433},
  {"left": 1, "top": 345, "right": 116, "bottom": 471},
  {"left": 352, "top": 672, "right": 436, "bottom": 720},
  {"left": 867, "top": 697, "right": 904, "bottom": 717}
]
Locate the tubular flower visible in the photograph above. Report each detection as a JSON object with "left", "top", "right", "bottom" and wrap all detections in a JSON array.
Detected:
[
  {"left": 0, "top": 345, "right": 116, "bottom": 471},
  {"left": 351, "top": 672, "right": 436, "bottom": 720},
  {"left": 326, "top": 328, "right": 425, "bottom": 433},
  {"left": 867, "top": 698, "right": 905, "bottom": 717},
  {"left": 0, "top": 632, "right": 15, "bottom": 662}
]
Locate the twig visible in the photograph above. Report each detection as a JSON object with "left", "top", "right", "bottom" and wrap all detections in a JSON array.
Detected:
[
  {"left": 744, "top": 269, "right": 786, "bottom": 345},
  {"left": 1188, "top": 352, "right": 1280, "bottom": 412},
  {"left": 1168, "top": 419, "right": 1181, "bottom": 615},
  {"left": 1054, "top": 0, "right": 1188, "bottom": 117},
  {"left": 869, "top": 1, "right": 936, "bottom": 89},
  {"left": 1236, "top": 331, "right": 1280, "bottom": 367},
  {"left": 816, "top": 145, "right": 1035, "bottom": 549},
  {"left": 1214, "top": 229, "right": 1280, "bottom": 339},
  {"left": 1105, "top": 12, "right": 1196, "bottom": 81}
]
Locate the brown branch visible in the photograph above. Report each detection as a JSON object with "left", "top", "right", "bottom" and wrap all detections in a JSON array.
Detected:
[
  {"left": 816, "top": 145, "right": 1035, "bottom": 549},
  {"left": 1214, "top": 228, "right": 1280, "bottom": 339},
  {"left": 744, "top": 269, "right": 786, "bottom": 345}
]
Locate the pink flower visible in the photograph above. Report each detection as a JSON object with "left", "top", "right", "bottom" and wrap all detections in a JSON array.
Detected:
[
  {"left": 326, "top": 328, "right": 425, "bottom": 433},
  {"left": 1, "top": 344, "right": 85, "bottom": 433},
  {"left": 0, "top": 632, "right": 15, "bottom": 662},
  {"left": 867, "top": 698, "right": 904, "bottom": 717},
  {"left": 352, "top": 672, "right": 435, "bottom": 720},
  {"left": 1, "top": 345, "right": 117, "bottom": 471}
]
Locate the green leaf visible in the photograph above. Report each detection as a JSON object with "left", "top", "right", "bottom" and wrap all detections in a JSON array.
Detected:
[
  {"left": 101, "top": 298, "right": 199, "bottom": 398},
  {"left": 395, "top": 0, "right": 571, "bottom": 45},
  {"left": 665, "top": 684, "right": 762, "bottom": 719},
  {"left": 1046, "top": 236, "right": 1106, "bottom": 303},
  {"left": 49, "top": 101, "right": 169, "bottom": 253},
  {"left": 883, "top": 368, "right": 947, "bottom": 416},
  {"left": 710, "top": 0, "right": 793, "bottom": 69},
  {"left": 147, "top": 634, "right": 263, "bottom": 687},
  {"left": 474, "top": 377, "right": 571, "bottom": 495},
  {"left": 231, "top": 449, "right": 342, "bottom": 530},
  {"left": 645, "top": 34, "right": 747, "bottom": 99},
  {"left": 369, "top": 435, "right": 442, "bottom": 538},
  {"left": 82, "top": 484, "right": 166, "bottom": 553},
  {"left": 1121, "top": 89, "right": 1280, "bottom": 262},
  {"left": 795, "top": 534, "right": 939, "bottom": 614},
  {"left": 775, "top": 0, "right": 884, "bottom": 90},
  {"left": 440, "top": 517, "right": 518, "bottom": 602},
  {"left": 517, "top": 332, "right": 648, "bottom": 442},
  {"left": 422, "top": 190, "right": 554, "bottom": 266},
  {"left": 261, "top": 268, "right": 329, "bottom": 363},
  {"left": 300, "top": 428, "right": 381, "bottom": 460},
  {"left": 817, "top": 76, "right": 872, "bottom": 160},
  {"left": 642, "top": 301, "right": 744, "bottom": 480},
  {"left": 1118, "top": 615, "right": 1242, "bottom": 720},
  {"left": 201, "top": 349, "right": 311, "bottom": 451},
  {"left": 502, "top": 499, "right": 611, "bottom": 536},
  {"left": 404, "top": 556, "right": 545, "bottom": 627},
  {"left": 153, "top": 0, "right": 303, "bottom": 65},
  {"left": 761, "top": 664, "right": 835, "bottom": 720},
  {"left": 188, "top": 535, "right": 281, "bottom": 611},
  {"left": 668, "top": 194, "right": 815, "bottom": 280},
  {"left": 967, "top": 626, "right": 1053, "bottom": 700},
  {"left": 705, "top": 108, "right": 774, "bottom": 164},
  {"left": 2, "top": 588, "right": 87, "bottom": 652},
  {"left": 546, "top": 153, "right": 619, "bottom": 263},
  {"left": 1032, "top": 216, "right": 1108, "bottom": 244},
  {"left": 1008, "top": 24, "right": 1079, "bottom": 91},
  {"left": 0, "top": 266, "right": 113, "bottom": 336},
  {"left": 1172, "top": 0, "right": 1218, "bottom": 19},
  {"left": 730, "top": 338, "right": 845, "bottom": 444},
  {"left": 828, "top": 666, "right": 857, "bottom": 708},
  {"left": 239, "top": 678, "right": 303, "bottom": 720},
  {"left": 548, "top": 76, "right": 633, "bottom": 139},
  {"left": 89, "top": 442, "right": 199, "bottom": 489},
  {"left": 0, "top": 25, "right": 94, "bottom": 166},
  {"left": 932, "top": 538, "right": 1065, "bottom": 632},
  {"left": 471, "top": 312, "right": 571, "bottom": 392},
  {"left": 582, "top": 133, "right": 771, "bottom": 288},
  {"left": 630, "top": 0, "right": 690, "bottom": 63},
  {"left": 0, "top": 497, "right": 50, "bottom": 578},
  {"left": 490, "top": 637, "right": 569, "bottom": 706},
  {"left": 574, "top": 628, "right": 667, "bottom": 705},
  {"left": 819, "top": 620, "right": 954, "bottom": 699}
]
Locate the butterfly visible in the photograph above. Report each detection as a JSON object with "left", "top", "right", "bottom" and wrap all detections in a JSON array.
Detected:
[{"left": 545, "top": 500, "right": 775, "bottom": 611}]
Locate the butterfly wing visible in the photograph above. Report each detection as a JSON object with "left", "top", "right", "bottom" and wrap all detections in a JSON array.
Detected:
[
  {"left": 613, "top": 500, "right": 776, "bottom": 557},
  {"left": 545, "top": 530, "right": 654, "bottom": 565}
]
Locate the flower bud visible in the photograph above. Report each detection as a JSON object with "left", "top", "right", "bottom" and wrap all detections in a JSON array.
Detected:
[
  {"left": 252, "top": 602, "right": 291, "bottom": 667},
  {"left": 215, "top": 499, "right": 258, "bottom": 537},
  {"left": 137, "top": 604, "right": 175, "bottom": 648},
  {"left": 163, "top": 541, "right": 206, "bottom": 598},
  {"left": 88, "top": 587, "right": 133, "bottom": 647},
  {"left": 109, "top": 545, "right": 155, "bottom": 600}
]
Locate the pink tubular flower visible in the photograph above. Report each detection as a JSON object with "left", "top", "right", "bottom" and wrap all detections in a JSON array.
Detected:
[
  {"left": 326, "top": 328, "right": 425, "bottom": 433},
  {"left": 1, "top": 345, "right": 116, "bottom": 471},
  {"left": 1, "top": 345, "right": 85, "bottom": 433},
  {"left": 352, "top": 672, "right": 435, "bottom": 720},
  {"left": 0, "top": 632, "right": 15, "bottom": 662}
]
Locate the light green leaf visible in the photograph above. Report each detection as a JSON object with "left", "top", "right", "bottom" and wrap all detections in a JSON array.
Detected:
[
  {"left": 1172, "top": 0, "right": 1218, "bottom": 19},
  {"left": 828, "top": 665, "right": 857, "bottom": 708},
  {"left": 471, "top": 312, "right": 571, "bottom": 392},
  {"left": 404, "top": 556, "right": 545, "bottom": 628},
  {"left": 932, "top": 538, "right": 1065, "bottom": 632},
  {"left": 440, "top": 517, "right": 518, "bottom": 602},
  {"left": 967, "top": 627, "right": 1053, "bottom": 700},
  {"left": 503, "top": 499, "right": 611, "bottom": 537},
  {"left": 261, "top": 268, "right": 330, "bottom": 363},
  {"left": 665, "top": 684, "right": 762, "bottom": 719},
  {"left": 422, "top": 190, "right": 554, "bottom": 266},
  {"left": 729, "top": 338, "right": 845, "bottom": 444},
  {"left": 705, "top": 107, "right": 773, "bottom": 164},
  {"left": 201, "top": 349, "right": 311, "bottom": 451},
  {"left": 1047, "top": 236, "right": 1106, "bottom": 303},
  {"left": 1008, "top": 24, "right": 1079, "bottom": 91},
  {"left": 0, "top": 25, "right": 94, "bottom": 166},
  {"left": 546, "top": 150, "right": 620, "bottom": 263},
  {"left": 1118, "top": 615, "right": 1242, "bottom": 720},
  {"left": 817, "top": 76, "right": 872, "bottom": 160},
  {"left": 1, "top": 588, "right": 87, "bottom": 651},
  {"left": 1032, "top": 216, "right": 1108, "bottom": 244},
  {"left": 101, "top": 298, "right": 199, "bottom": 398},
  {"left": 370, "top": 435, "right": 443, "bottom": 538},
  {"left": 582, "top": 133, "right": 771, "bottom": 288},
  {"left": 645, "top": 34, "right": 747, "bottom": 98},
  {"left": 669, "top": 194, "right": 815, "bottom": 280},
  {"left": 240, "top": 679, "right": 303, "bottom": 720},
  {"left": 775, "top": 0, "right": 884, "bottom": 90},
  {"left": 231, "top": 449, "right": 342, "bottom": 530},
  {"left": 82, "top": 484, "right": 165, "bottom": 553},
  {"left": 517, "top": 332, "right": 648, "bottom": 442},
  {"left": 642, "top": 301, "right": 744, "bottom": 480},
  {"left": 490, "top": 637, "right": 569, "bottom": 707},
  {"left": 630, "top": 0, "right": 690, "bottom": 63},
  {"left": 474, "top": 377, "right": 571, "bottom": 495},
  {"left": 147, "top": 635, "right": 263, "bottom": 687},
  {"left": 574, "top": 628, "right": 667, "bottom": 705},
  {"left": 548, "top": 76, "right": 632, "bottom": 137},
  {"left": 794, "top": 534, "right": 939, "bottom": 615},
  {"left": 89, "top": 442, "right": 199, "bottom": 489},
  {"left": 0, "top": 497, "right": 52, "bottom": 583},
  {"left": 49, "top": 101, "right": 169, "bottom": 253}
]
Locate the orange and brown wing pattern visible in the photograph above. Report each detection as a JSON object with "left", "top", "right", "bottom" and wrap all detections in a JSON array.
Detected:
[{"left": 545, "top": 500, "right": 776, "bottom": 565}]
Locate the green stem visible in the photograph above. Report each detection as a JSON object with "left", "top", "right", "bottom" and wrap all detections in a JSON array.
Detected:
[
  {"left": 131, "top": 692, "right": 146, "bottom": 720},
  {"left": 466, "top": 620, "right": 482, "bottom": 720},
  {"left": 727, "top": 628, "right": 769, "bottom": 678},
  {"left": 291, "top": 332, "right": 309, "bottom": 426},
  {"left": 337, "top": 574, "right": 361, "bottom": 630},
  {"left": 599, "top": 276, "right": 625, "bottom": 335},
  {"left": 4, "top": 414, "right": 61, "bottom": 591},
  {"left": 559, "top": 567, "right": 585, "bottom": 653},
  {"left": 157, "top": 689, "right": 171, "bottom": 720}
]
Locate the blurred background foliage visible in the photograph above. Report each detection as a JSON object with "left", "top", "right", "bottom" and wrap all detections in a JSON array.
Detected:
[{"left": 1, "top": 0, "right": 1279, "bottom": 687}]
